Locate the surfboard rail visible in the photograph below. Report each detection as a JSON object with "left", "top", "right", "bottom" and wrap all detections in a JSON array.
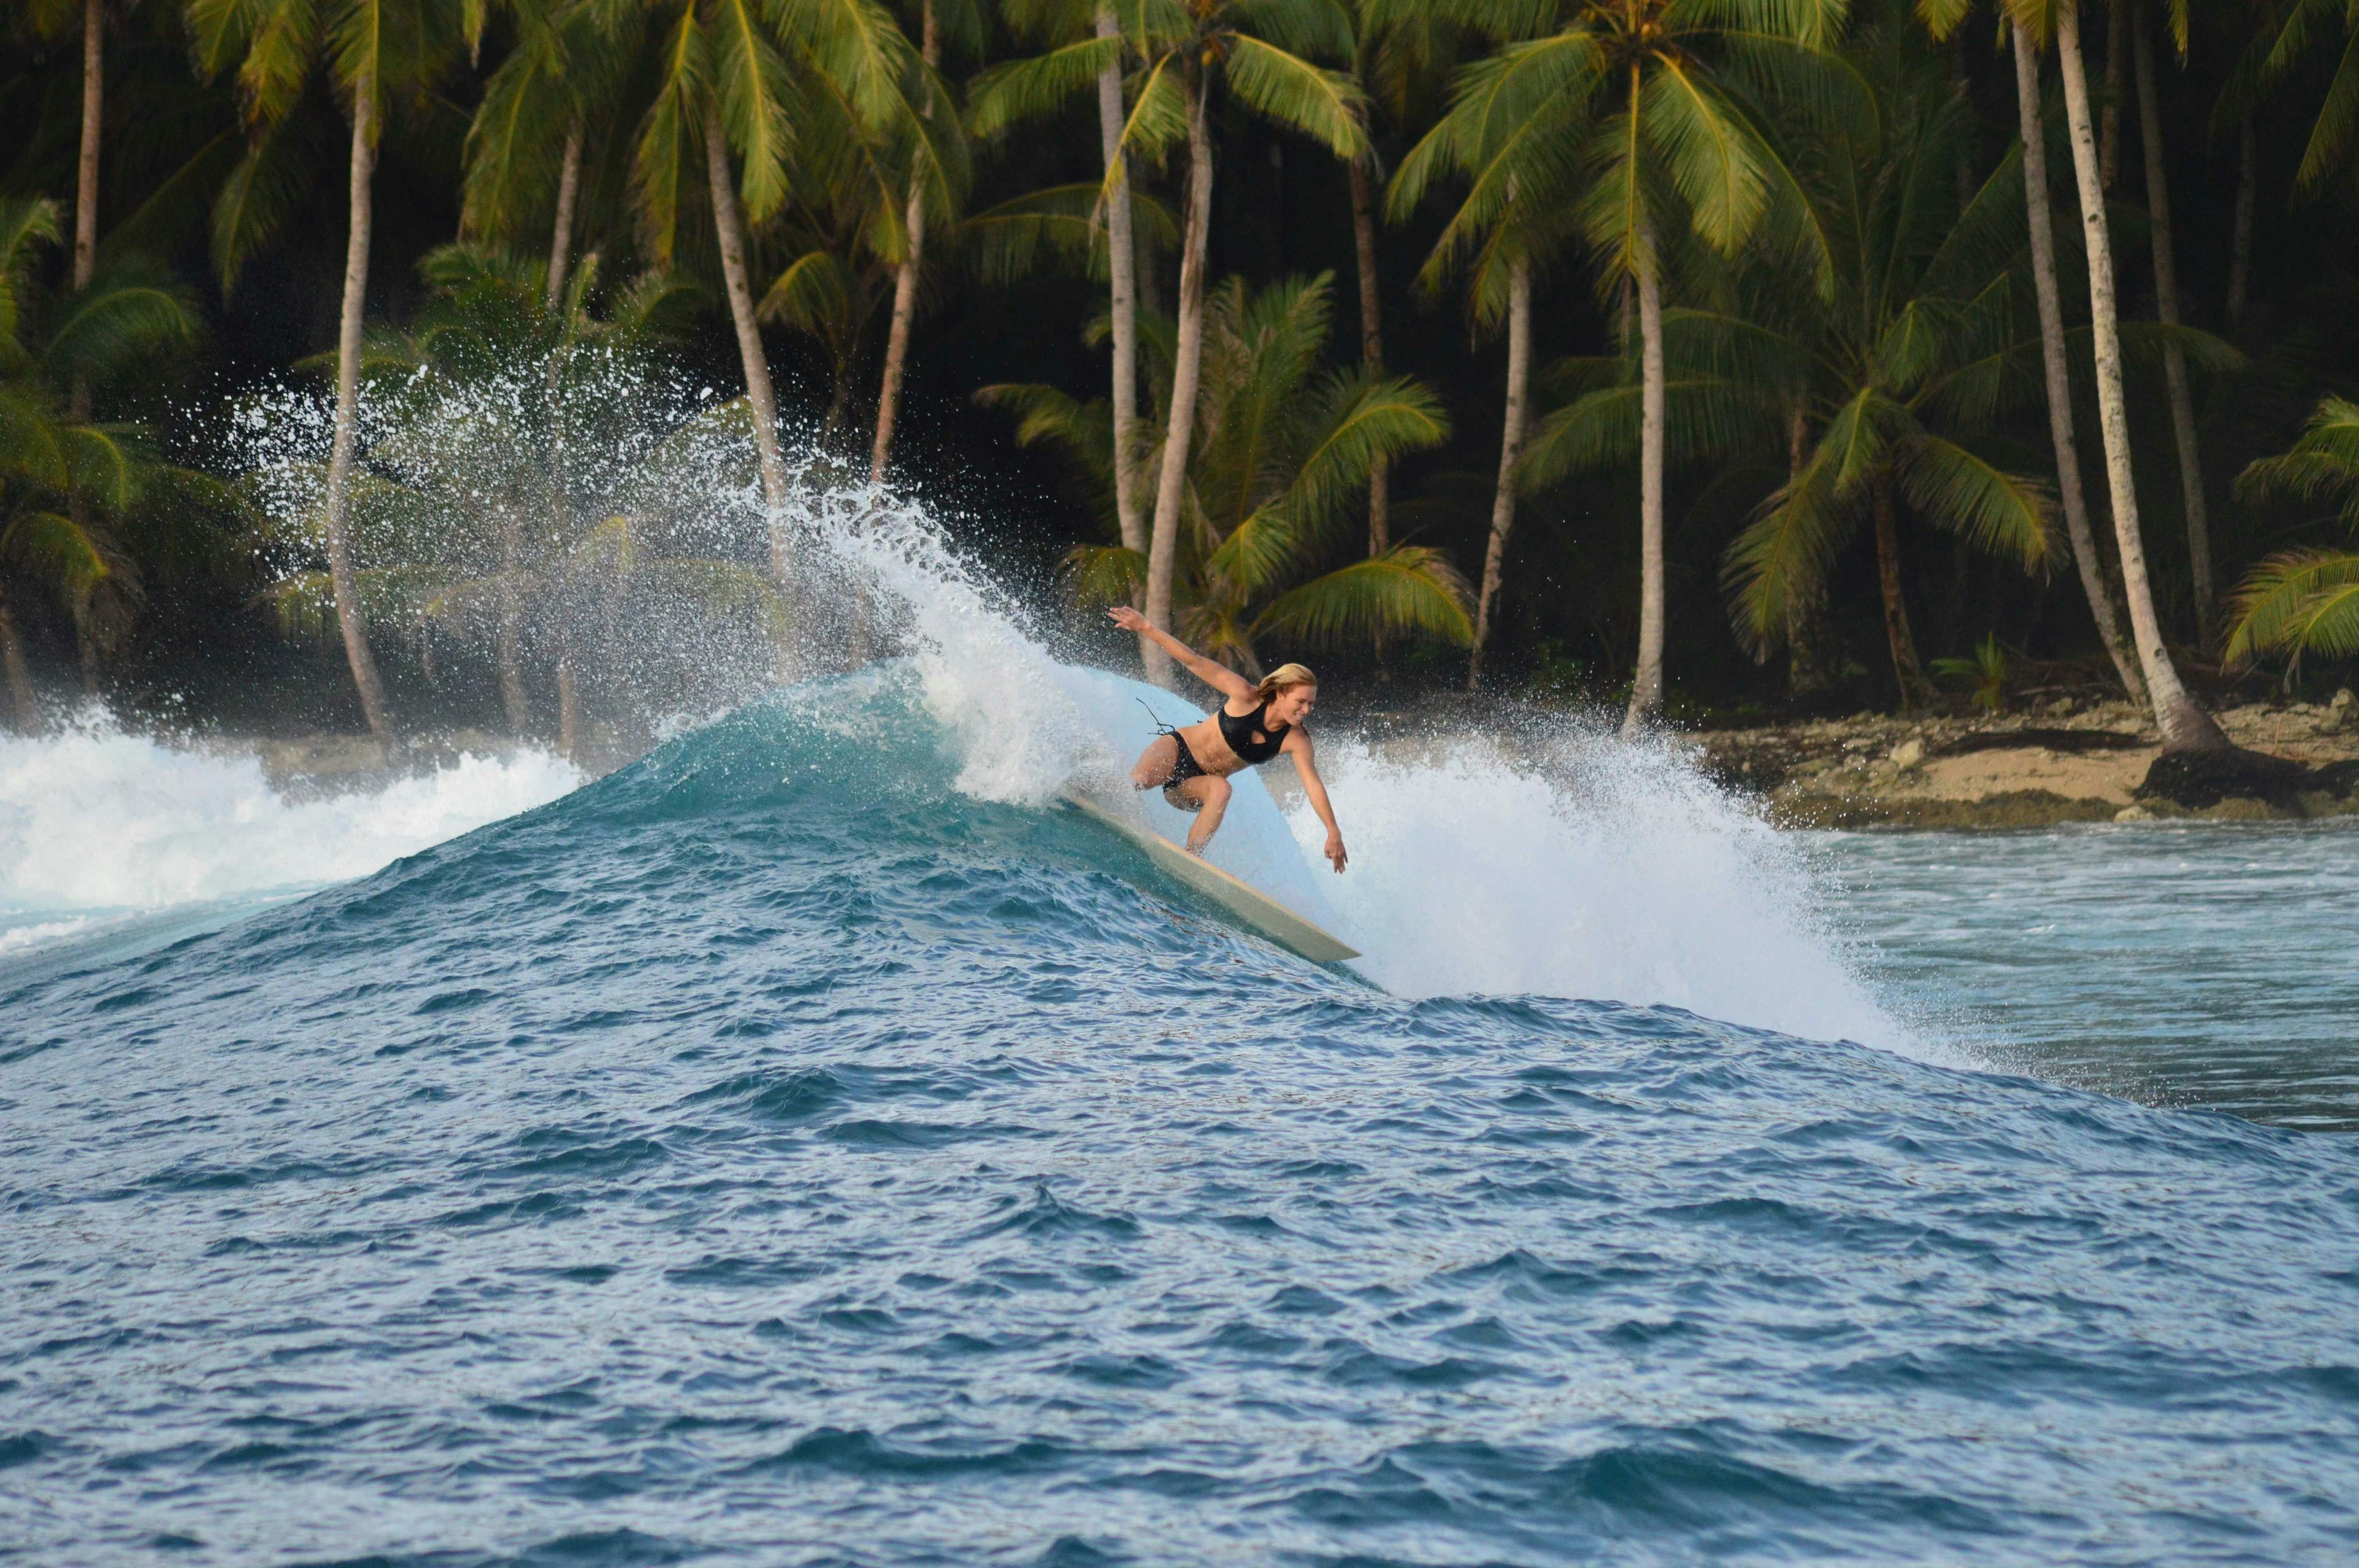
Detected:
[{"left": 1059, "top": 792, "right": 1360, "bottom": 964}]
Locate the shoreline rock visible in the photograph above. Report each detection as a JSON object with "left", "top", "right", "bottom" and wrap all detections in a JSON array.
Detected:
[{"left": 1688, "top": 700, "right": 2359, "bottom": 830}]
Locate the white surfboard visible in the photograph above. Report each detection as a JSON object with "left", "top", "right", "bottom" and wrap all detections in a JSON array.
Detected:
[{"left": 1060, "top": 792, "right": 1359, "bottom": 964}]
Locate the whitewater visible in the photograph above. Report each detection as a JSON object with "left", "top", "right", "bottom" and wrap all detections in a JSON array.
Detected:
[{"left": 4, "top": 496, "right": 2355, "bottom": 1565}]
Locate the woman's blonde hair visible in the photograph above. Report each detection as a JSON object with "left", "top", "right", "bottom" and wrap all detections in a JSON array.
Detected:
[{"left": 1251, "top": 663, "right": 1318, "bottom": 701}]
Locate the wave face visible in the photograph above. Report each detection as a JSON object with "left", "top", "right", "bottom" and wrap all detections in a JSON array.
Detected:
[{"left": 6, "top": 658, "right": 2358, "bottom": 1565}]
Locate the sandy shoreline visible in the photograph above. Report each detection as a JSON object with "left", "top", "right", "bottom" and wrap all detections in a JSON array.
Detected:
[{"left": 1688, "top": 695, "right": 2359, "bottom": 828}]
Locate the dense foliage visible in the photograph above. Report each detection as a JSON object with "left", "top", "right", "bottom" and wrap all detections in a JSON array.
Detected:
[{"left": 9, "top": 0, "right": 2359, "bottom": 746}]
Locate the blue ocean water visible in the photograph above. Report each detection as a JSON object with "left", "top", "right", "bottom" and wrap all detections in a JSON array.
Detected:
[{"left": 4, "top": 669, "right": 2357, "bottom": 1566}]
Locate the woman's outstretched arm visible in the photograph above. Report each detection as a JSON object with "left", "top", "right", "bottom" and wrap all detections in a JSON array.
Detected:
[
  {"left": 1283, "top": 730, "right": 1347, "bottom": 873},
  {"left": 1107, "top": 607, "right": 1254, "bottom": 701}
]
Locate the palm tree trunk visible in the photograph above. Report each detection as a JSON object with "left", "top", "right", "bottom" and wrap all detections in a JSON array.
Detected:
[
  {"left": 77, "top": 615, "right": 100, "bottom": 697},
  {"left": 1621, "top": 240, "right": 1666, "bottom": 733},
  {"left": 325, "top": 79, "right": 394, "bottom": 740},
  {"left": 68, "top": 0, "right": 103, "bottom": 697},
  {"left": 1949, "top": 42, "right": 1976, "bottom": 214},
  {"left": 497, "top": 510, "right": 528, "bottom": 734},
  {"left": 0, "top": 590, "right": 36, "bottom": 731},
  {"left": 1872, "top": 473, "right": 1932, "bottom": 712},
  {"left": 2228, "top": 117, "right": 2255, "bottom": 324},
  {"left": 1784, "top": 403, "right": 1836, "bottom": 699},
  {"left": 2132, "top": 8, "right": 2215, "bottom": 649},
  {"left": 1467, "top": 254, "right": 1532, "bottom": 692},
  {"left": 546, "top": 122, "right": 583, "bottom": 310},
  {"left": 1348, "top": 152, "right": 1389, "bottom": 556},
  {"left": 871, "top": 0, "right": 939, "bottom": 483},
  {"left": 2055, "top": 7, "right": 2229, "bottom": 751},
  {"left": 557, "top": 644, "right": 582, "bottom": 762},
  {"left": 1142, "top": 68, "right": 1214, "bottom": 689},
  {"left": 1095, "top": 6, "right": 1153, "bottom": 671},
  {"left": 2100, "top": 0, "right": 2126, "bottom": 191},
  {"left": 703, "top": 99, "right": 791, "bottom": 570},
  {"left": 2013, "top": 25, "right": 2146, "bottom": 705}
]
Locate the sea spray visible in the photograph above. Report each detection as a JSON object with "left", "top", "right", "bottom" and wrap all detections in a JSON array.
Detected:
[
  {"left": 792, "top": 495, "right": 1919, "bottom": 1056},
  {"left": 1291, "top": 730, "right": 1916, "bottom": 1055},
  {"left": 0, "top": 712, "right": 580, "bottom": 952},
  {"left": 209, "top": 349, "right": 1913, "bottom": 1052}
]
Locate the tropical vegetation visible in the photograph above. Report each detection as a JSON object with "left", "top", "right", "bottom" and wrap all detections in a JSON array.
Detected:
[{"left": 10, "top": 0, "right": 2359, "bottom": 752}]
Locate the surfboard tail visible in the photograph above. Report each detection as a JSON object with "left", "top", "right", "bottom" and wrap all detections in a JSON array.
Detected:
[{"left": 1060, "top": 792, "right": 1359, "bottom": 964}]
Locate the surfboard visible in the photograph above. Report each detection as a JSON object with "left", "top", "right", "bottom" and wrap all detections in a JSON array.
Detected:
[{"left": 1060, "top": 792, "right": 1360, "bottom": 964}]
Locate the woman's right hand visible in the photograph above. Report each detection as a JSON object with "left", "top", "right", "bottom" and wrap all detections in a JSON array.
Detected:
[{"left": 1107, "top": 606, "right": 1149, "bottom": 634}]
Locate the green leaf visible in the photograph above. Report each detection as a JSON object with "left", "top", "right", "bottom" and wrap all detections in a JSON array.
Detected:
[
  {"left": 1059, "top": 542, "right": 1146, "bottom": 605},
  {"left": 1642, "top": 55, "right": 1769, "bottom": 256},
  {"left": 1897, "top": 435, "right": 2054, "bottom": 569},
  {"left": 2224, "top": 548, "right": 2359, "bottom": 668},
  {"left": 1223, "top": 37, "right": 1368, "bottom": 159},
  {"left": 1250, "top": 547, "right": 1474, "bottom": 649},
  {"left": 967, "top": 34, "right": 1125, "bottom": 138}
]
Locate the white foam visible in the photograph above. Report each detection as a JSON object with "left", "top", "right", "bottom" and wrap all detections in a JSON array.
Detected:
[
  {"left": 0, "top": 715, "right": 582, "bottom": 953},
  {"left": 1293, "top": 730, "right": 1921, "bottom": 1055},
  {"left": 822, "top": 490, "right": 1915, "bottom": 1052},
  {"left": 797, "top": 487, "right": 1103, "bottom": 805}
]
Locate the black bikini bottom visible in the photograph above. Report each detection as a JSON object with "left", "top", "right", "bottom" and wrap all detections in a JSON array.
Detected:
[{"left": 1162, "top": 731, "right": 1207, "bottom": 811}]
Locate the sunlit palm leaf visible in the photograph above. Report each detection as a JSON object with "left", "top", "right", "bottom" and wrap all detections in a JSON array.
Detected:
[
  {"left": 1643, "top": 56, "right": 1769, "bottom": 255},
  {"left": 1251, "top": 548, "right": 1474, "bottom": 649},
  {"left": 1898, "top": 435, "right": 2053, "bottom": 569},
  {"left": 1223, "top": 37, "right": 1367, "bottom": 160},
  {"left": 2224, "top": 549, "right": 2359, "bottom": 667},
  {"left": 0, "top": 510, "right": 110, "bottom": 601},
  {"left": 966, "top": 34, "right": 1125, "bottom": 138},
  {"left": 1058, "top": 542, "right": 1146, "bottom": 605},
  {"left": 1722, "top": 440, "right": 1850, "bottom": 654}
]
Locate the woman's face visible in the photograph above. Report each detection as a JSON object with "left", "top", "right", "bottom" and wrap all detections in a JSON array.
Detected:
[{"left": 1270, "top": 684, "right": 1317, "bottom": 725}]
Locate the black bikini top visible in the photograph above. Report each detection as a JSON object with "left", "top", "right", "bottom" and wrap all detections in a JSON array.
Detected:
[{"left": 1219, "top": 697, "right": 1291, "bottom": 765}]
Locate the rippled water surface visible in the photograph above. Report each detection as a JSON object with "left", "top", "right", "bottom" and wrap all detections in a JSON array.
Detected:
[
  {"left": 1828, "top": 822, "right": 2359, "bottom": 1129},
  {"left": 6, "top": 673, "right": 2357, "bottom": 1568}
]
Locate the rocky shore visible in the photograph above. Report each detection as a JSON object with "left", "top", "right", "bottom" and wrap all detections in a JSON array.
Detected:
[{"left": 1689, "top": 692, "right": 2359, "bottom": 829}]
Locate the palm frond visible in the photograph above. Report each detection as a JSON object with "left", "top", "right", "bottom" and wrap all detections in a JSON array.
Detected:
[
  {"left": 1223, "top": 37, "right": 1367, "bottom": 160},
  {"left": 1642, "top": 56, "right": 1768, "bottom": 256},
  {"left": 2224, "top": 548, "right": 2359, "bottom": 667},
  {"left": 1250, "top": 547, "right": 1474, "bottom": 650},
  {"left": 1899, "top": 435, "right": 2054, "bottom": 569},
  {"left": 1722, "top": 424, "right": 1853, "bottom": 653},
  {"left": 966, "top": 33, "right": 1125, "bottom": 138},
  {"left": 1058, "top": 542, "right": 1146, "bottom": 606}
]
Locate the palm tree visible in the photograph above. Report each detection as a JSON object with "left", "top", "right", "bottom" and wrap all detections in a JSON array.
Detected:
[
  {"left": 253, "top": 244, "right": 784, "bottom": 743},
  {"left": 614, "top": 0, "right": 929, "bottom": 567},
  {"left": 461, "top": 0, "right": 636, "bottom": 306},
  {"left": 2007, "top": 21, "right": 2147, "bottom": 703},
  {"left": 870, "top": 0, "right": 974, "bottom": 482},
  {"left": 1344, "top": 0, "right": 1460, "bottom": 563},
  {"left": 2128, "top": 2, "right": 2215, "bottom": 646},
  {"left": 1522, "top": 29, "right": 2056, "bottom": 712},
  {"left": 0, "top": 196, "right": 203, "bottom": 726},
  {"left": 189, "top": 0, "right": 473, "bottom": 739},
  {"left": 2047, "top": 1, "right": 2230, "bottom": 751},
  {"left": 980, "top": 272, "right": 1469, "bottom": 668},
  {"left": 972, "top": 0, "right": 1367, "bottom": 687},
  {"left": 968, "top": 0, "right": 1161, "bottom": 665},
  {"left": 2223, "top": 396, "right": 2359, "bottom": 673},
  {"left": 1391, "top": 0, "right": 1842, "bottom": 727}
]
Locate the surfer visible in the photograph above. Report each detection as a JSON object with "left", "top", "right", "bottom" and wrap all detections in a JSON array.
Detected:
[{"left": 1108, "top": 607, "right": 1348, "bottom": 872}]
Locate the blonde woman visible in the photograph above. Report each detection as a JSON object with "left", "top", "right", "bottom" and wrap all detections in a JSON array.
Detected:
[{"left": 1108, "top": 607, "right": 1348, "bottom": 872}]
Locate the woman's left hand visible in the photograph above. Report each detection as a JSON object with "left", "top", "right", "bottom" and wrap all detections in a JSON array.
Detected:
[{"left": 1324, "top": 833, "right": 1347, "bottom": 873}]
